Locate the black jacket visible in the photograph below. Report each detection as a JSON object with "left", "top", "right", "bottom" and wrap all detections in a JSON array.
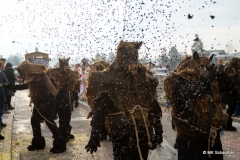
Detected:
[
  {"left": 0, "top": 72, "right": 8, "bottom": 102},
  {"left": 5, "top": 67, "right": 16, "bottom": 85}
]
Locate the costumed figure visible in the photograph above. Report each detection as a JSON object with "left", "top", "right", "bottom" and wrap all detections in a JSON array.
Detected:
[
  {"left": 71, "top": 80, "right": 80, "bottom": 108},
  {"left": 7, "top": 60, "right": 66, "bottom": 153},
  {"left": 47, "top": 58, "right": 79, "bottom": 142},
  {"left": 86, "top": 59, "right": 110, "bottom": 141},
  {"left": 164, "top": 52, "right": 235, "bottom": 160},
  {"left": 221, "top": 58, "right": 240, "bottom": 131},
  {"left": 85, "top": 41, "right": 163, "bottom": 160},
  {"left": 72, "top": 64, "right": 81, "bottom": 108}
]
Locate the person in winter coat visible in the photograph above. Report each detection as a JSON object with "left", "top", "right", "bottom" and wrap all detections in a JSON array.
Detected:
[
  {"left": 0, "top": 61, "right": 8, "bottom": 140},
  {"left": 217, "top": 59, "right": 224, "bottom": 71},
  {"left": 0, "top": 58, "right": 10, "bottom": 114},
  {"left": 4, "top": 63, "right": 16, "bottom": 110}
]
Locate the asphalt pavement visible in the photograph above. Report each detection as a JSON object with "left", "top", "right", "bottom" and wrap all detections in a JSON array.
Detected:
[{"left": 0, "top": 90, "right": 240, "bottom": 160}]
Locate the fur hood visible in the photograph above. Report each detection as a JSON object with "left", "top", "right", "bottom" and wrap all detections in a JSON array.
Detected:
[{"left": 86, "top": 41, "right": 158, "bottom": 126}]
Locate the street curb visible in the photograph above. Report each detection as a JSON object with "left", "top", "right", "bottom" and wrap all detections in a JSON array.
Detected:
[
  {"left": 0, "top": 114, "right": 13, "bottom": 160},
  {"left": 0, "top": 95, "right": 15, "bottom": 160}
]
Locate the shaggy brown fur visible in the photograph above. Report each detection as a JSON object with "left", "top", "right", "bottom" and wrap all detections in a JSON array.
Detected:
[
  {"left": 87, "top": 41, "right": 158, "bottom": 126},
  {"left": 47, "top": 58, "right": 79, "bottom": 92},
  {"left": 108, "top": 41, "right": 142, "bottom": 72},
  {"left": 86, "top": 60, "right": 110, "bottom": 119},
  {"left": 174, "top": 54, "right": 211, "bottom": 82},
  {"left": 17, "top": 61, "right": 57, "bottom": 104},
  {"left": 224, "top": 58, "right": 240, "bottom": 76},
  {"left": 84, "top": 60, "right": 110, "bottom": 90},
  {"left": 224, "top": 58, "right": 240, "bottom": 97},
  {"left": 90, "top": 60, "right": 110, "bottom": 72},
  {"left": 17, "top": 60, "right": 47, "bottom": 79},
  {"left": 59, "top": 57, "right": 71, "bottom": 71},
  {"left": 164, "top": 53, "right": 228, "bottom": 136}
]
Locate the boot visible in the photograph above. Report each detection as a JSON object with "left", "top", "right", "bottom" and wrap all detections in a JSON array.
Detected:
[
  {"left": 59, "top": 127, "right": 69, "bottom": 142},
  {"left": 174, "top": 142, "right": 178, "bottom": 149},
  {"left": 174, "top": 138, "right": 178, "bottom": 149},
  {"left": 225, "top": 117, "right": 237, "bottom": 131},
  {"left": 108, "top": 134, "right": 112, "bottom": 142},
  {"left": 69, "top": 134, "right": 75, "bottom": 139},
  {"left": 0, "top": 132, "right": 4, "bottom": 140},
  {"left": 4, "top": 110, "right": 11, "bottom": 114},
  {"left": 8, "top": 106, "right": 15, "bottom": 110},
  {"left": 50, "top": 137, "right": 67, "bottom": 153},
  {"left": 27, "top": 136, "right": 46, "bottom": 151}
]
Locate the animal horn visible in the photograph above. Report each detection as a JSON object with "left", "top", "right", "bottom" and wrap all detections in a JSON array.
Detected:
[
  {"left": 193, "top": 52, "right": 200, "bottom": 61},
  {"left": 209, "top": 54, "right": 214, "bottom": 62},
  {"left": 134, "top": 41, "right": 142, "bottom": 49}
]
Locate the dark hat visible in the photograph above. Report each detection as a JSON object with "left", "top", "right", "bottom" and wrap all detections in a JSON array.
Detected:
[{"left": 6, "top": 63, "right": 12, "bottom": 67}]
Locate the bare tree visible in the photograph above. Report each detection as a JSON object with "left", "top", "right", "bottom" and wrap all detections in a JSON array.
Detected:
[
  {"left": 7, "top": 54, "right": 24, "bottom": 66},
  {"left": 191, "top": 34, "right": 204, "bottom": 53}
]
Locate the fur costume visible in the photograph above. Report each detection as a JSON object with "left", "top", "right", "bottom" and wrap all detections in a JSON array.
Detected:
[
  {"left": 85, "top": 41, "right": 163, "bottom": 160},
  {"left": 16, "top": 60, "right": 47, "bottom": 77},
  {"left": 47, "top": 58, "right": 79, "bottom": 92},
  {"left": 28, "top": 136, "right": 46, "bottom": 151},
  {"left": 221, "top": 58, "right": 240, "bottom": 131},
  {"left": 85, "top": 60, "right": 111, "bottom": 140},
  {"left": 47, "top": 58, "right": 79, "bottom": 141},
  {"left": 71, "top": 80, "right": 80, "bottom": 109},
  {"left": 86, "top": 60, "right": 110, "bottom": 118},
  {"left": 17, "top": 61, "right": 57, "bottom": 104},
  {"left": 90, "top": 59, "right": 110, "bottom": 72},
  {"left": 13, "top": 61, "right": 67, "bottom": 153},
  {"left": 224, "top": 57, "right": 240, "bottom": 97},
  {"left": 50, "top": 137, "right": 67, "bottom": 153},
  {"left": 164, "top": 53, "right": 229, "bottom": 137},
  {"left": 87, "top": 41, "right": 158, "bottom": 127}
]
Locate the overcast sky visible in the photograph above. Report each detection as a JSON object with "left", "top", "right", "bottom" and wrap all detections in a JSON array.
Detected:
[{"left": 0, "top": 0, "right": 239, "bottom": 63}]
